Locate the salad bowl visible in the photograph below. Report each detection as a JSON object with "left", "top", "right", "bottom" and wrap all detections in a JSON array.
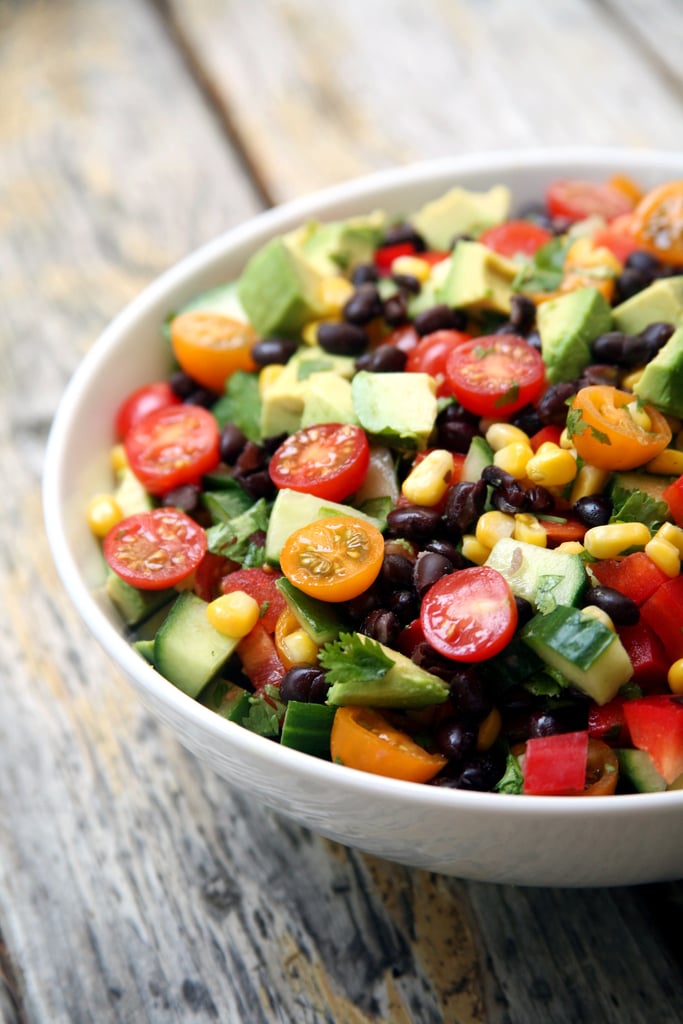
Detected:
[{"left": 44, "top": 148, "right": 683, "bottom": 887}]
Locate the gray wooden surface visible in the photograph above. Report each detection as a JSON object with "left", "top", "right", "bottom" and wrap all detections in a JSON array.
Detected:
[{"left": 2, "top": 1, "right": 683, "bottom": 1021}]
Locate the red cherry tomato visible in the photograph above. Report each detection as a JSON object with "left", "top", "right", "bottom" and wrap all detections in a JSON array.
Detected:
[
  {"left": 115, "top": 382, "right": 181, "bottom": 440},
  {"left": 269, "top": 423, "right": 370, "bottom": 502},
  {"left": 104, "top": 507, "right": 207, "bottom": 590},
  {"left": 405, "top": 329, "right": 472, "bottom": 397},
  {"left": 383, "top": 324, "right": 420, "bottom": 354},
  {"left": 445, "top": 334, "right": 545, "bottom": 417},
  {"left": 478, "top": 220, "right": 553, "bottom": 258},
  {"left": 420, "top": 566, "right": 518, "bottom": 662},
  {"left": 125, "top": 404, "right": 220, "bottom": 496},
  {"left": 592, "top": 225, "right": 641, "bottom": 263},
  {"left": 546, "top": 179, "right": 635, "bottom": 223}
]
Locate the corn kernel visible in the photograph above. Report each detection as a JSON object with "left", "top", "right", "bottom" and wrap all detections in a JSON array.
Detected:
[
  {"left": 87, "top": 494, "right": 124, "bottom": 537},
  {"left": 581, "top": 605, "right": 616, "bottom": 631},
  {"left": 569, "top": 464, "right": 610, "bottom": 504},
  {"left": 645, "top": 448, "right": 683, "bottom": 476},
  {"left": 657, "top": 522, "right": 683, "bottom": 556},
  {"left": 667, "top": 659, "right": 683, "bottom": 695},
  {"left": 626, "top": 400, "right": 652, "bottom": 431},
  {"left": 553, "top": 540, "right": 585, "bottom": 555},
  {"left": 525, "top": 442, "right": 578, "bottom": 488},
  {"left": 279, "top": 628, "right": 320, "bottom": 667},
  {"left": 461, "top": 534, "right": 491, "bottom": 565},
  {"left": 391, "top": 255, "right": 432, "bottom": 282},
  {"left": 110, "top": 444, "right": 129, "bottom": 473},
  {"left": 644, "top": 536, "right": 680, "bottom": 577},
  {"left": 259, "top": 364, "right": 283, "bottom": 395},
  {"left": 621, "top": 367, "right": 645, "bottom": 391},
  {"left": 485, "top": 422, "right": 531, "bottom": 451},
  {"left": 493, "top": 442, "right": 533, "bottom": 479},
  {"left": 477, "top": 707, "right": 502, "bottom": 752},
  {"left": 514, "top": 513, "right": 547, "bottom": 547},
  {"left": 207, "top": 591, "right": 260, "bottom": 638},
  {"left": 583, "top": 522, "right": 651, "bottom": 559},
  {"left": 475, "top": 510, "right": 515, "bottom": 549},
  {"left": 558, "top": 428, "right": 574, "bottom": 450},
  {"left": 319, "top": 275, "right": 354, "bottom": 314},
  {"left": 401, "top": 449, "right": 455, "bottom": 507}
]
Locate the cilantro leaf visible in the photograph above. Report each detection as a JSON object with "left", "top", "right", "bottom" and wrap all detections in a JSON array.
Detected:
[
  {"left": 495, "top": 751, "right": 524, "bottom": 794},
  {"left": 522, "top": 667, "right": 568, "bottom": 697},
  {"left": 211, "top": 370, "right": 262, "bottom": 441},
  {"left": 609, "top": 484, "right": 668, "bottom": 531},
  {"left": 202, "top": 481, "right": 254, "bottom": 522},
  {"left": 495, "top": 382, "right": 520, "bottom": 408},
  {"left": 318, "top": 632, "right": 394, "bottom": 686},
  {"left": 565, "top": 405, "right": 611, "bottom": 446},
  {"left": 206, "top": 498, "right": 270, "bottom": 565},
  {"left": 512, "top": 237, "right": 571, "bottom": 295},
  {"left": 242, "top": 685, "right": 285, "bottom": 738},
  {"left": 535, "top": 574, "right": 564, "bottom": 614}
]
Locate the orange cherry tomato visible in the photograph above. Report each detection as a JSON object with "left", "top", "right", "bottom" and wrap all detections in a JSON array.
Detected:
[
  {"left": 279, "top": 515, "right": 384, "bottom": 603},
  {"left": 630, "top": 180, "right": 683, "bottom": 266},
  {"left": 567, "top": 386, "right": 672, "bottom": 471},
  {"left": 330, "top": 706, "right": 447, "bottom": 783},
  {"left": 274, "top": 607, "right": 311, "bottom": 669},
  {"left": 170, "top": 311, "right": 257, "bottom": 392},
  {"left": 581, "top": 738, "right": 619, "bottom": 796}
]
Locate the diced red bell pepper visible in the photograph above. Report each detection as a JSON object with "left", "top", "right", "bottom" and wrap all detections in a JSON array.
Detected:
[
  {"left": 622, "top": 695, "right": 683, "bottom": 784},
  {"left": 662, "top": 476, "right": 683, "bottom": 527},
  {"left": 590, "top": 551, "right": 669, "bottom": 606},
  {"left": 588, "top": 698, "right": 630, "bottom": 746},
  {"left": 641, "top": 575, "right": 683, "bottom": 662},
  {"left": 374, "top": 242, "right": 415, "bottom": 274},
  {"left": 529, "top": 424, "right": 563, "bottom": 452},
  {"left": 236, "top": 622, "right": 286, "bottom": 693},
  {"left": 539, "top": 515, "right": 586, "bottom": 547},
  {"left": 522, "top": 730, "right": 589, "bottom": 795},
  {"left": 617, "top": 620, "right": 669, "bottom": 693}
]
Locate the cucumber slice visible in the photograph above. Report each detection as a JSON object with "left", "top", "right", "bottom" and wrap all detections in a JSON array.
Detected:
[
  {"left": 200, "top": 678, "right": 252, "bottom": 724},
  {"left": 521, "top": 605, "right": 633, "bottom": 705},
  {"left": 275, "top": 576, "right": 343, "bottom": 644},
  {"left": 106, "top": 572, "right": 175, "bottom": 628},
  {"left": 616, "top": 748, "right": 667, "bottom": 793},
  {"left": 133, "top": 638, "right": 156, "bottom": 663},
  {"left": 154, "top": 592, "right": 240, "bottom": 697},
  {"left": 485, "top": 537, "right": 587, "bottom": 611},
  {"left": 462, "top": 435, "right": 494, "bottom": 482},
  {"left": 280, "top": 701, "right": 337, "bottom": 758}
]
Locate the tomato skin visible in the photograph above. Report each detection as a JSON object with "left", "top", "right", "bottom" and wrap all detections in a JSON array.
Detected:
[
  {"left": 115, "top": 382, "right": 181, "bottom": 440},
  {"left": 236, "top": 622, "right": 286, "bottom": 693},
  {"left": 568, "top": 386, "right": 671, "bottom": 470},
  {"left": 104, "top": 508, "right": 207, "bottom": 590},
  {"left": 478, "top": 220, "right": 553, "bottom": 258},
  {"left": 125, "top": 404, "right": 220, "bottom": 496},
  {"left": 374, "top": 242, "right": 415, "bottom": 273},
  {"left": 420, "top": 566, "right": 518, "bottom": 663},
  {"left": 546, "top": 179, "right": 635, "bottom": 223},
  {"left": 220, "top": 567, "right": 286, "bottom": 633},
  {"left": 280, "top": 515, "right": 385, "bottom": 603},
  {"left": 591, "top": 225, "right": 640, "bottom": 263},
  {"left": 405, "top": 330, "right": 471, "bottom": 397},
  {"left": 269, "top": 423, "right": 370, "bottom": 502},
  {"left": 170, "top": 311, "right": 258, "bottom": 392},
  {"left": 630, "top": 180, "right": 683, "bottom": 265},
  {"left": 330, "top": 706, "right": 447, "bottom": 782},
  {"left": 445, "top": 334, "right": 545, "bottom": 417}
]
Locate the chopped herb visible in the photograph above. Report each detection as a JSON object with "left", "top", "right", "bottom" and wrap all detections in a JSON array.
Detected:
[
  {"left": 495, "top": 751, "right": 524, "bottom": 794},
  {"left": 206, "top": 499, "right": 270, "bottom": 565},
  {"left": 610, "top": 485, "right": 668, "bottom": 531},
  {"left": 566, "top": 405, "right": 610, "bottom": 446},
  {"left": 495, "top": 382, "right": 520, "bottom": 408},
  {"left": 319, "top": 632, "right": 394, "bottom": 685},
  {"left": 211, "top": 370, "right": 262, "bottom": 441},
  {"left": 535, "top": 574, "right": 563, "bottom": 613},
  {"left": 242, "top": 685, "right": 286, "bottom": 738}
]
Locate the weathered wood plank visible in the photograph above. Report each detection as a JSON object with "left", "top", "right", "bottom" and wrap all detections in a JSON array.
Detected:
[{"left": 164, "top": 0, "right": 683, "bottom": 203}]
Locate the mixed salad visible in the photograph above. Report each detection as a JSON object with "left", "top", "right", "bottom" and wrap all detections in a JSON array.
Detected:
[{"left": 90, "top": 173, "right": 683, "bottom": 796}]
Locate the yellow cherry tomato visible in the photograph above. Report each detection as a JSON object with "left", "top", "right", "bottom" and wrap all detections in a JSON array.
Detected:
[
  {"left": 567, "top": 386, "right": 671, "bottom": 471},
  {"left": 279, "top": 515, "right": 384, "bottom": 603},
  {"left": 170, "top": 311, "right": 257, "bottom": 392}
]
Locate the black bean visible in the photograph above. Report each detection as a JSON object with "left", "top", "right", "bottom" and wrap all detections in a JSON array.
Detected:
[
  {"left": 413, "top": 551, "right": 454, "bottom": 597},
  {"left": 389, "top": 590, "right": 420, "bottom": 625},
  {"left": 525, "top": 485, "right": 555, "bottom": 514},
  {"left": 234, "top": 441, "right": 266, "bottom": 474},
  {"left": 436, "top": 417, "right": 478, "bottom": 453},
  {"left": 410, "top": 641, "right": 458, "bottom": 681},
  {"left": 443, "top": 479, "right": 487, "bottom": 533},
  {"left": 528, "top": 711, "right": 564, "bottom": 738},
  {"left": 525, "top": 329, "right": 542, "bottom": 351},
  {"left": 161, "top": 483, "right": 201, "bottom": 513},
  {"left": 391, "top": 273, "right": 421, "bottom": 295},
  {"left": 449, "top": 668, "right": 492, "bottom": 715},
  {"left": 587, "top": 585, "right": 640, "bottom": 626},
  {"left": 383, "top": 293, "right": 408, "bottom": 326},
  {"left": 185, "top": 386, "right": 217, "bottom": 408},
  {"left": 382, "top": 223, "right": 426, "bottom": 251},
  {"left": 639, "top": 321, "right": 675, "bottom": 358},
  {"left": 343, "top": 283, "right": 384, "bottom": 325},
  {"left": 317, "top": 321, "right": 369, "bottom": 356},
  {"left": 491, "top": 480, "right": 528, "bottom": 514},
  {"left": 592, "top": 331, "right": 651, "bottom": 367},
  {"left": 219, "top": 422, "right": 248, "bottom": 464},
  {"left": 386, "top": 505, "right": 443, "bottom": 542},
  {"left": 381, "top": 552, "right": 415, "bottom": 588},
  {"left": 615, "top": 268, "right": 649, "bottom": 303},
  {"left": 514, "top": 596, "right": 534, "bottom": 630},
  {"left": 280, "top": 666, "right": 329, "bottom": 704},
  {"left": 625, "top": 250, "right": 661, "bottom": 275},
  {"left": 432, "top": 752, "right": 502, "bottom": 791},
  {"left": 238, "top": 469, "right": 276, "bottom": 501},
  {"left": 537, "top": 381, "right": 579, "bottom": 425},
  {"left": 352, "top": 262, "right": 380, "bottom": 286},
  {"left": 578, "top": 363, "right": 621, "bottom": 388},
  {"left": 361, "top": 608, "right": 400, "bottom": 646},
  {"left": 511, "top": 404, "right": 543, "bottom": 437},
  {"left": 343, "top": 584, "right": 382, "bottom": 623},
  {"left": 509, "top": 294, "right": 537, "bottom": 335},
  {"left": 261, "top": 432, "right": 288, "bottom": 455},
  {"left": 169, "top": 369, "right": 198, "bottom": 400},
  {"left": 355, "top": 344, "right": 407, "bottom": 373},
  {"left": 573, "top": 494, "right": 612, "bottom": 527},
  {"left": 424, "top": 538, "right": 466, "bottom": 567},
  {"left": 436, "top": 718, "right": 477, "bottom": 760},
  {"left": 413, "top": 304, "right": 466, "bottom": 336},
  {"left": 251, "top": 337, "right": 299, "bottom": 366}
]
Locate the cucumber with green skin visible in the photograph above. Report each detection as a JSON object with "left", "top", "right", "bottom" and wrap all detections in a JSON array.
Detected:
[
  {"left": 616, "top": 748, "right": 667, "bottom": 793},
  {"left": 154, "top": 591, "right": 241, "bottom": 698},
  {"left": 275, "top": 576, "right": 343, "bottom": 644},
  {"left": 520, "top": 605, "right": 633, "bottom": 706},
  {"left": 485, "top": 537, "right": 587, "bottom": 612},
  {"left": 280, "top": 701, "right": 337, "bottom": 758}
]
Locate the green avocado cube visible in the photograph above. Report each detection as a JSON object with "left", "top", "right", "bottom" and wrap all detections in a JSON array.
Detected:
[
  {"left": 300, "top": 372, "right": 358, "bottom": 428},
  {"left": 351, "top": 370, "right": 437, "bottom": 450},
  {"left": 411, "top": 185, "right": 510, "bottom": 251},
  {"left": 437, "top": 241, "right": 517, "bottom": 314},
  {"left": 238, "top": 237, "right": 325, "bottom": 337},
  {"left": 633, "top": 324, "right": 683, "bottom": 416},
  {"left": 612, "top": 276, "right": 683, "bottom": 335},
  {"left": 537, "top": 287, "right": 612, "bottom": 384}
]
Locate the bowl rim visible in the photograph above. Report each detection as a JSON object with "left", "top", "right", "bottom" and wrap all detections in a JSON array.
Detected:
[{"left": 44, "top": 146, "right": 683, "bottom": 820}]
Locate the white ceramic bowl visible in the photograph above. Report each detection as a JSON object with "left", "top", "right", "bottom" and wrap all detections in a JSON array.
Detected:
[{"left": 44, "top": 148, "right": 683, "bottom": 888}]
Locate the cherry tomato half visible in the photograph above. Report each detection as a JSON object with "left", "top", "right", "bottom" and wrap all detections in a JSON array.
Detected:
[
  {"left": 630, "top": 180, "right": 683, "bottom": 265},
  {"left": 445, "top": 334, "right": 545, "bottom": 417},
  {"left": 420, "top": 566, "right": 518, "bottom": 663},
  {"left": 330, "top": 706, "right": 447, "bottom": 782},
  {"left": 568, "top": 386, "right": 671, "bottom": 471},
  {"left": 269, "top": 423, "right": 370, "bottom": 502},
  {"left": 104, "top": 507, "right": 207, "bottom": 590},
  {"left": 170, "top": 311, "right": 258, "bottom": 392},
  {"left": 405, "top": 329, "right": 471, "bottom": 397},
  {"left": 125, "top": 404, "right": 220, "bottom": 496},
  {"left": 115, "top": 381, "right": 181, "bottom": 440},
  {"left": 280, "top": 515, "right": 384, "bottom": 603},
  {"left": 478, "top": 220, "right": 553, "bottom": 258},
  {"left": 546, "top": 179, "right": 635, "bottom": 223}
]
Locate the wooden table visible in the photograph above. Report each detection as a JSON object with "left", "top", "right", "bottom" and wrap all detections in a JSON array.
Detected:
[{"left": 3, "top": 1, "right": 683, "bottom": 1020}]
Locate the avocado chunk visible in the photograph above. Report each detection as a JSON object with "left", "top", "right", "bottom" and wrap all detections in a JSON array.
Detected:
[
  {"left": 411, "top": 185, "right": 511, "bottom": 251},
  {"left": 114, "top": 466, "right": 153, "bottom": 517},
  {"left": 238, "top": 237, "right": 325, "bottom": 337},
  {"left": 259, "top": 345, "right": 356, "bottom": 438},
  {"left": 537, "top": 286, "right": 613, "bottom": 383},
  {"left": 437, "top": 241, "right": 517, "bottom": 314},
  {"left": 300, "top": 372, "right": 358, "bottom": 428},
  {"left": 352, "top": 370, "right": 437, "bottom": 450},
  {"left": 286, "top": 212, "right": 386, "bottom": 275},
  {"left": 321, "top": 632, "right": 450, "bottom": 708},
  {"left": 633, "top": 324, "right": 683, "bottom": 417},
  {"left": 264, "top": 487, "right": 383, "bottom": 565},
  {"left": 105, "top": 572, "right": 175, "bottom": 628},
  {"left": 612, "top": 276, "right": 683, "bottom": 335},
  {"left": 178, "top": 280, "right": 247, "bottom": 322}
]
